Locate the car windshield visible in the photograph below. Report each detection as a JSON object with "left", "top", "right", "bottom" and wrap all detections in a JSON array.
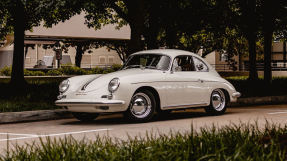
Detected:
[{"left": 122, "top": 54, "right": 171, "bottom": 70}]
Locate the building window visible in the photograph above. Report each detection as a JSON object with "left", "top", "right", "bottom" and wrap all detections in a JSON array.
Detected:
[
  {"left": 25, "top": 57, "right": 31, "bottom": 64},
  {"left": 99, "top": 56, "right": 106, "bottom": 64},
  {"left": 220, "top": 50, "right": 228, "bottom": 61},
  {"left": 108, "top": 56, "right": 114, "bottom": 64}
]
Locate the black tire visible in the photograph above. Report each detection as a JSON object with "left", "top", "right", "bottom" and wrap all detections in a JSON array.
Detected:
[
  {"left": 123, "top": 90, "right": 156, "bottom": 123},
  {"left": 71, "top": 112, "right": 100, "bottom": 122},
  {"left": 204, "top": 89, "right": 227, "bottom": 116}
]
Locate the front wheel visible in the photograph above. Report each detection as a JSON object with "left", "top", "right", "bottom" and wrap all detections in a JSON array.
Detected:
[
  {"left": 123, "top": 90, "right": 156, "bottom": 123},
  {"left": 204, "top": 89, "right": 227, "bottom": 115},
  {"left": 71, "top": 112, "right": 100, "bottom": 122}
]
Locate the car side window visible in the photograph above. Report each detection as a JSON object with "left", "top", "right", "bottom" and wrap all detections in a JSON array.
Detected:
[
  {"left": 193, "top": 57, "right": 208, "bottom": 72},
  {"left": 172, "top": 56, "right": 196, "bottom": 72}
]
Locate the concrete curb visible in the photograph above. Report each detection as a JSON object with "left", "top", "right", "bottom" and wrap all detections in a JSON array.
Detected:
[
  {"left": 228, "top": 95, "right": 287, "bottom": 107},
  {"left": 0, "top": 95, "right": 287, "bottom": 124},
  {"left": 0, "top": 109, "right": 72, "bottom": 124}
]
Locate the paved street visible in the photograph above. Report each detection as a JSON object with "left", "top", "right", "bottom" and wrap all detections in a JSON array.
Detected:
[{"left": 0, "top": 104, "right": 287, "bottom": 154}]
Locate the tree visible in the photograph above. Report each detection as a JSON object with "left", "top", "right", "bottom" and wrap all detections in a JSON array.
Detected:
[
  {"left": 0, "top": 0, "right": 83, "bottom": 89},
  {"left": 200, "top": 0, "right": 262, "bottom": 82},
  {"left": 261, "top": 0, "right": 287, "bottom": 84}
]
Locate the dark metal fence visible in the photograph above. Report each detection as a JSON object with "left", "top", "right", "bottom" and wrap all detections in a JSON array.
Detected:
[{"left": 211, "top": 63, "right": 287, "bottom": 71}]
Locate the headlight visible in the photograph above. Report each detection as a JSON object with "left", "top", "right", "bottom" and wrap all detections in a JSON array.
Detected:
[
  {"left": 59, "top": 79, "right": 70, "bottom": 93},
  {"left": 108, "top": 78, "right": 120, "bottom": 93}
]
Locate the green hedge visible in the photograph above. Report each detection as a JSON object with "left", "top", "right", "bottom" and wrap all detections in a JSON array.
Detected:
[
  {"left": 0, "top": 81, "right": 61, "bottom": 113},
  {"left": 1, "top": 122, "right": 286, "bottom": 160},
  {"left": 0, "top": 63, "right": 122, "bottom": 76},
  {"left": 226, "top": 76, "right": 287, "bottom": 98}
]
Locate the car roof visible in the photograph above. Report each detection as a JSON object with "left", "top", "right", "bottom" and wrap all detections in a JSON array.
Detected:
[
  {"left": 132, "top": 49, "right": 199, "bottom": 58},
  {"left": 132, "top": 49, "right": 220, "bottom": 76}
]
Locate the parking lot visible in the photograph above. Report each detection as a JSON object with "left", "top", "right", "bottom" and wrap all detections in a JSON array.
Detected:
[{"left": 0, "top": 104, "right": 287, "bottom": 154}]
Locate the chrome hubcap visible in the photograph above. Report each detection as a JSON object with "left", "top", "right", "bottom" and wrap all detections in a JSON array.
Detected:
[
  {"left": 212, "top": 89, "right": 225, "bottom": 111},
  {"left": 130, "top": 93, "right": 152, "bottom": 118}
]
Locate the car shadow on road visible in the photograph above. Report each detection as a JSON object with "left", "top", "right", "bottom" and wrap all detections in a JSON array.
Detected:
[{"left": 62, "top": 110, "right": 235, "bottom": 126}]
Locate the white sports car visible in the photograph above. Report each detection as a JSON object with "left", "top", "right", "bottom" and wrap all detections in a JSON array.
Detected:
[{"left": 55, "top": 49, "right": 240, "bottom": 122}]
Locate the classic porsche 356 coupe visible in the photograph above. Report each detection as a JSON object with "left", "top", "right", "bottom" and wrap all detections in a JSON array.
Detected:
[{"left": 55, "top": 49, "right": 240, "bottom": 122}]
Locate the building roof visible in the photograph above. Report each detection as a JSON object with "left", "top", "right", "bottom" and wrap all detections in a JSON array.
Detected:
[{"left": 25, "top": 12, "right": 130, "bottom": 40}]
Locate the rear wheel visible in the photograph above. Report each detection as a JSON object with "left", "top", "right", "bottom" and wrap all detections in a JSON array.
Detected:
[
  {"left": 123, "top": 90, "right": 156, "bottom": 123},
  {"left": 71, "top": 112, "right": 100, "bottom": 122},
  {"left": 204, "top": 89, "right": 227, "bottom": 115}
]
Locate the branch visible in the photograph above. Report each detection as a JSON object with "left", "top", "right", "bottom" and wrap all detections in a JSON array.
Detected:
[{"left": 108, "top": 0, "right": 130, "bottom": 22}]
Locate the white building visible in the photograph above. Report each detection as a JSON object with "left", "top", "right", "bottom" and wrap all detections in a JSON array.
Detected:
[{"left": 0, "top": 12, "right": 130, "bottom": 69}]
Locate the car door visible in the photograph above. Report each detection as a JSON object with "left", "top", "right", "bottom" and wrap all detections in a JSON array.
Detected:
[{"left": 165, "top": 55, "right": 208, "bottom": 108}]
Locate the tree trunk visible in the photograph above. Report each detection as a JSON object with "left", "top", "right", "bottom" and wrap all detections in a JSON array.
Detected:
[
  {"left": 10, "top": 0, "right": 28, "bottom": 89},
  {"left": 127, "top": 0, "right": 145, "bottom": 56},
  {"left": 75, "top": 43, "right": 83, "bottom": 68},
  {"left": 263, "top": 1, "right": 274, "bottom": 85},
  {"left": 247, "top": 36, "right": 259, "bottom": 82},
  {"left": 263, "top": 29, "right": 273, "bottom": 85}
]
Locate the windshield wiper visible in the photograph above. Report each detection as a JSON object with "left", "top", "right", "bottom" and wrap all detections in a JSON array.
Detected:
[
  {"left": 123, "top": 65, "right": 141, "bottom": 70},
  {"left": 144, "top": 66, "right": 158, "bottom": 69}
]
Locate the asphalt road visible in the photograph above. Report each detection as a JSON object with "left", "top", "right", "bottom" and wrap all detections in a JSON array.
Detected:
[{"left": 0, "top": 104, "right": 287, "bottom": 155}]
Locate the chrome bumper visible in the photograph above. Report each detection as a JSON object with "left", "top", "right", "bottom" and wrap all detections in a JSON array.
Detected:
[
  {"left": 232, "top": 92, "right": 241, "bottom": 98},
  {"left": 55, "top": 99, "right": 125, "bottom": 106}
]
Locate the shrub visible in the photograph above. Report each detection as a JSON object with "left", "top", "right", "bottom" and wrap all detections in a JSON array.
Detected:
[
  {"left": 0, "top": 65, "right": 12, "bottom": 76},
  {"left": 23, "top": 69, "right": 33, "bottom": 76},
  {"left": 46, "top": 69, "right": 63, "bottom": 76},
  {"left": 85, "top": 70, "right": 94, "bottom": 75},
  {"left": 111, "top": 63, "right": 123, "bottom": 71},
  {"left": 103, "top": 68, "right": 114, "bottom": 74},
  {"left": 60, "top": 63, "right": 87, "bottom": 75},
  {"left": 91, "top": 67, "right": 104, "bottom": 74},
  {"left": 32, "top": 71, "right": 46, "bottom": 76}
]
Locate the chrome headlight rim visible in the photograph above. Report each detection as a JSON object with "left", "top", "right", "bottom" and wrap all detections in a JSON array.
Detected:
[
  {"left": 108, "top": 78, "right": 120, "bottom": 93},
  {"left": 59, "top": 79, "right": 70, "bottom": 93}
]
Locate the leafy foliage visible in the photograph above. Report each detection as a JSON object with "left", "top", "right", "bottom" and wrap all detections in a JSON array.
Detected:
[
  {"left": 111, "top": 63, "right": 123, "bottom": 71},
  {"left": 0, "top": 63, "right": 122, "bottom": 76},
  {"left": 0, "top": 66, "right": 12, "bottom": 76},
  {"left": 46, "top": 69, "right": 63, "bottom": 76},
  {"left": 59, "top": 63, "right": 87, "bottom": 75},
  {"left": 0, "top": 81, "right": 61, "bottom": 113},
  {"left": 226, "top": 76, "right": 287, "bottom": 98}
]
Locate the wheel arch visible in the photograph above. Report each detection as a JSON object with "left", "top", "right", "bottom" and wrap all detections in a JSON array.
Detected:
[
  {"left": 134, "top": 86, "right": 161, "bottom": 110},
  {"left": 219, "top": 88, "right": 230, "bottom": 103}
]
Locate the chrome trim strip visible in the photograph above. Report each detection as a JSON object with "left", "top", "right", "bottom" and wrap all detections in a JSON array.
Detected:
[
  {"left": 162, "top": 103, "right": 207, "bottom": 109},
  {"left": 81, "top": 76, "right": 101, "bottom": 90},
  {"left": 232, "top": 92, "right": 241, "bottom": 98},
  {"left": 131, "top": 80, "right": 218, "bottom": 84},
  {"left": 55, "top": 101, "right": 125, "bottom": 105}
]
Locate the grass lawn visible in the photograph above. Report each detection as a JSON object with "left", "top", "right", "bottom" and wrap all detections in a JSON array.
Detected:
[{"left": 1, "top": 122, "right": 286, "bottom": 160}]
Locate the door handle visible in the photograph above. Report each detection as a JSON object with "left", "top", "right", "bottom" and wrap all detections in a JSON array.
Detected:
[{"left": 198, "top": 79, "right": 203, "bottom": 83}]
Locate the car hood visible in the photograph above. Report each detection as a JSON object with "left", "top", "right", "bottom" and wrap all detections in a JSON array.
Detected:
[{"left": 77, "top": 68, "right": 161, "bottom": 93}]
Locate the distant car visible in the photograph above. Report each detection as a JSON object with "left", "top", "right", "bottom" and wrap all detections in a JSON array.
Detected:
[{"left": 55, "top": 49, "right": 241, "bottom": 122}]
